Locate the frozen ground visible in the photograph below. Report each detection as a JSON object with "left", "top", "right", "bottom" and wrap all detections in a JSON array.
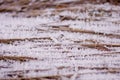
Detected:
[{"left": 0, "top": 1, "right": 120, "bottom": 80}]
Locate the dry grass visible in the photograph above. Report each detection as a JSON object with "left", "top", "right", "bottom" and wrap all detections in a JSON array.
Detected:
[
  {"left": 0, "top": 55, "right": 37, "bottom": 62},
  {"left": 0, "top": 37, "right": 52, "bottom": 44},
  {"left": 50, "top": 26, "right": 120, "bottom": 39},
  {"left": 81, "top": 43, "right": 120, "bottom": 51},
  {"left": 3, "top": 76, "right": 61, "bottom": 80},
  {"left": 0, "top": 1, "right": 120, "bottom": 79},
  {"left": 3, "top": 67, "right": 120, "bottom": 80}
]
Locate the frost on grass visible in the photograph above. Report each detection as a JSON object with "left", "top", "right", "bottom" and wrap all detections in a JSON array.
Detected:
[{"left": 0, "top": 1, "right": 120, "bottom": 80}]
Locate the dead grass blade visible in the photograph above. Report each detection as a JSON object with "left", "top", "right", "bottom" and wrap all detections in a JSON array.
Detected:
[
  {"left": 81, "top": 43, "right": 120, "bottom": 51},
  {"left": 81, "top": 44, "right": 109, "bottom": 51},
  {"left": 50, "top": 26, "right": 120, "bottom": 38},
  {"left": 3, "top": 75, "right": 61, "bottom": 80},
  {"left": 81, "top": 43, "right": 120, "bottom": 47},
  {"left": 70, "top": 28, "right": 120, "bottom": 39},
  {"left": 0, "top": 37, "right": 52, "bottom": 44},
  {"left": 0, "top": 55, "right": 37, "bottom": 62},
  {"left": 21, "top": 75, "right": 60, "bottom": 80}
]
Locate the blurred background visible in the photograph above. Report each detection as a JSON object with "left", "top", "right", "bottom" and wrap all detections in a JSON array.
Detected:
[{"left": 0, "top": 0, "right": 120, "bottom": 17}]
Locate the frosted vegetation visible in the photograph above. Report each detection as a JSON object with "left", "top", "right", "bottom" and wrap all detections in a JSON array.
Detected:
[{"left": 0, "top": 0, "right": 120, "bottom": 80}]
